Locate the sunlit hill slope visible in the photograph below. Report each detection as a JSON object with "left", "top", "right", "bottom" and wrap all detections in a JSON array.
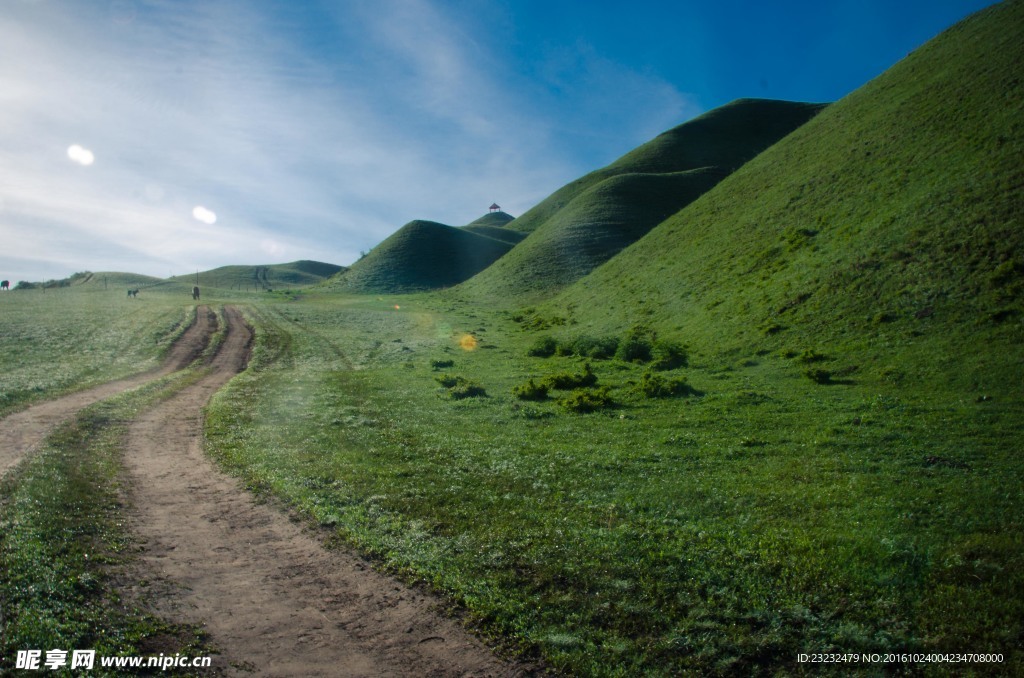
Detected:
[{"left": 534, "top": 0, "right": 1024, "bottom": 394}]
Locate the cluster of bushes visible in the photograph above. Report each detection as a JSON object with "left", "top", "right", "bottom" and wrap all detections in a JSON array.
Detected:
[
  {"left": 559, "top": 387, "right": 614, "bottom": 413},
  {"left": 634, "top": 371, "right": 694, "bottom": 398},
  {"left": 435, "top": 374, "right": 486, "bottom": 399},
  {"left": 513, "top": 362, "right": 616, "bottom": 413},
  {"left": 527, "top": 326, "right": 687, "bottom": 370}
]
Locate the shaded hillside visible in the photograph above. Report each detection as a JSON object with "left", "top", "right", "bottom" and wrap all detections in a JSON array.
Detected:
[
  {"left": 465, "top": 211, "right": 515, "bottom": 228},
  {"left": 174, "top": 260, "right": 344, "bottom": 290},
  {"left": 548, "top": 0, "right": 1023, "bottom": 391},
  {"left": 464, "top": 99, "right": 826, "bottom": 298},
  {"left": 331, "top": 219, "right": 515, "bottom": 293},
  {"left": 461, "top": 211, "right": 525, "bottom": 246}
]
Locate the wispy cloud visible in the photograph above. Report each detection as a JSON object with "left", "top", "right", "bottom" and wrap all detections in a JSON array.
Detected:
[{"left": 0, "top": 0, "right": 695, "bottom": 282}]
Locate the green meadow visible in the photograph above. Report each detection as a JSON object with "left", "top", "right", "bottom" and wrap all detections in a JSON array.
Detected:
[
  {"left": 201, "top": 292, "right": 1023, "bottom": 674},
  {"left": 2, "top": 0, "right": 1023, "bottom": 674}
]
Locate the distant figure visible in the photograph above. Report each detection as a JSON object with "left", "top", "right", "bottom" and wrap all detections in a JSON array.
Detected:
[
  {"left": 192, "top": 285, "right": 200, "bottom": 300},
  {"left": 0, "top": 280, "right": 8, "bottom": 291},
  {"left": 127, "top": 288, "right": 139, "bottom": 298}
]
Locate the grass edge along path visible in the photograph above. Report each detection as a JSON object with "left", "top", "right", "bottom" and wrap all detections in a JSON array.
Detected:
[{"left": 0, "top": 367, "right": 217, "bottom": 675}]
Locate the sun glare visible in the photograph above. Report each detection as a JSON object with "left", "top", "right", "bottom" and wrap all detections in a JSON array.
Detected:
[
  {"left": 67, "top": 144, "right": 94, "bottom": 166},
  {"left": 192, "top": 205, "right": 217, "bottom": 224},
  {"left": 458, "top": 334, "right": 478, "bottom": 351}
]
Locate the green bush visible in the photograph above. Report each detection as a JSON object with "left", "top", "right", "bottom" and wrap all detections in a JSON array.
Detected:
[
  {"left": 558, "top": 334, "right": 619, "bottom": 359},
  {"left": 651, "top": 340, "right": 688, "bottom": 370},
  {"left": 512, "top": 378, "right": 549, "bottom": 401},
  {"left": 430, "top": 359, "right": 455, "bottom": 370},
  {"left": 797, "top": 349, "right": 828, "bottom": 364},
  {"left": 635, "top": 371, "right": 692, "bottom": 398},
  {"left": 449, "top": 380, "right": 487, "bottom": 399},
  {"left": 526, "top": 336, "right": 558, "bottom": 357},
  {"left": 543, "top": 362, "right": 598, "bottom": 390},
  {"left": 805, "top": 368, "right": 832, "bottom": 384},
  {"left": 435, "top": 373, "right": 460, "bottom": 388},
  {"left": 616, "top": 334, "right": 653, "bottom": 363},
  {"left": 436, "top": 373, "right": 487, "bottom": 398},
  {"left": 559, "top": 386, "right": 615, "bottom": 413}
]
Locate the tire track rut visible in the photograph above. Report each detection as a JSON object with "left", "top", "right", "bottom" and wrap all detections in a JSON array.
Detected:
[
  {"left": 0, "top": 306, "right": 217, "bottom": 478},
  {"left": 123, "top": 306, "right": 521, "bottom": 676}
]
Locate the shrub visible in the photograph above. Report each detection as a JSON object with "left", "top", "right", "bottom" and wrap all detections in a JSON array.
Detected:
[
  {"left": 559, "top": 334, "right": 619, "bottom": 359},
  {"left": 430, "top": 359, "right": 455, "bottom": 370},
  {"left": 543, "top": 362, "right": 598, "bottom": 390},
  {"left": 559, "top": 387, "right": 614, "bottom": 413},
  {"left": 615, "top": 329, "right": 653, "bottom": 363},
  {"left": 512, "top": 378, "right": 549, "bottom": 401},
  {"left": 635, "top": 371, "right": 692, "bottom": 398},
  {"left": 436, "top": 373, "right": 487, "bottom": 398},
  {"left": 797, "top": 349, "right": 828, "bottom": 364},
  {"left": 449, "top": 380, "right": 487, "bottom": 399},
  {"left": 805, "top": 368, "right": 832, "bottom": 384},
  {"left": 435, "top": 373, "right": 460, "bottom": 388},
  {"left": 650, "top": 340, "right": 688, "bottom": 370},
  {"left": 526, "top": 336, "right": 558, "bottom": 357}
]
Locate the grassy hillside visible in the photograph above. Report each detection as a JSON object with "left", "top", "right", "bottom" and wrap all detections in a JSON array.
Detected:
[
  {"left": 464, "top": 99, "right": 826, "bottom": 298},
  {"left": 332, "top": 218, "right": 517, "bottom": 293},
  {"left": 461, "top": 211, "right": 526, "bottom": 245},
  {"left": 465, "top": 210, "right": 515, "bottom": 228},
  {"left": 543, "top": 0, "right": 1023, "bottom": 394},
  {"left": 172, "top": 260, "right": 344, "bottom": 290}
]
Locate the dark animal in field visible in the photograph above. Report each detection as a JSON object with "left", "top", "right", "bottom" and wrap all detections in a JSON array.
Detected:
[
  {"left": 192, "top": 285, "right": 200, "bottom": 300},
  {"left": 127, "top": 288, "right": 139, "bottom": 298},
  {"left": 0, "top": 280, "right": 9, "bottom": 291}
]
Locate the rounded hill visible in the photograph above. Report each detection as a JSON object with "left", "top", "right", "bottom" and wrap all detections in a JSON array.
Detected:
[{"left": 332, "top": 219, "right": 516, "bottom": 293}]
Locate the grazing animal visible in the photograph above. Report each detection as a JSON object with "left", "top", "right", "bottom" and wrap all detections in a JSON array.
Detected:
[
  {"left": 127, "top": 288, "right": 139, "bottom": 298},
  {"left": 0, "top": 280, "right": 9, "bottom": 291},
  {"left": 192, "top": 285, "right": 200, "bottom": 300}
]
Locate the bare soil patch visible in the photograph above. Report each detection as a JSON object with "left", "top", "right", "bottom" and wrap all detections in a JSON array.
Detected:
[
  {"left": 123, "top": 306, "right": 524, "bottom": 676},
  {"left": 0, "top": 306, "right": 217, "bottom": 478}
]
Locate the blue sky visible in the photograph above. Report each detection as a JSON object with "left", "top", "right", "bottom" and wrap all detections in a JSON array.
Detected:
[{"left": 0, "top": 0, "right": 996, "bottom": 282}]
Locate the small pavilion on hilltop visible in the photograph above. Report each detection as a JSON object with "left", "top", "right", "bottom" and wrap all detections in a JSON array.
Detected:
[{"left": 489, "top": 203, "right": 501, "bottom": 212}]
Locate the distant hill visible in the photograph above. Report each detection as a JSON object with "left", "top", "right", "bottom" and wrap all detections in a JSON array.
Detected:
[
  {"left": 462, "top": 98, "right": 826, "bottom": 298},
  {"left": 173, "top": 260, "right": 344, "bottom": 290},
  {"left": 544, "top": 0, "right": 1023, "bottom": 391},
  {"left": 331, "top": 214, "right": 518, "bottom": 293}
]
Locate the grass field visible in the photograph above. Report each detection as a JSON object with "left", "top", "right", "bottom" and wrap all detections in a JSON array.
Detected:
[
  {"left": 0, "top": 286, "right": 195, "bottom": 418},
  {"left": 200, "top": 291, "right": 1023, "bottom": 674}
]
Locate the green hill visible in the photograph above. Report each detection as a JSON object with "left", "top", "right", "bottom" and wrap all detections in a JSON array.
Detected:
[
  {"left": 461, "top": 211, "right": 526, "bottom": 246},
  {"left": 330, "top": 218, "right": 515, "bottom": 293},
  {"left": 542, "top": 0, "right": 1023, "bottom": 393},
  {"left": 465, "top": 210, "right": 516, "bottom": 228},
  {"left": 463, "top": 99, "right": 826, "bottom": 298},
  {"left": 173, "top": 260, "right": 344, "bottom": 290}
]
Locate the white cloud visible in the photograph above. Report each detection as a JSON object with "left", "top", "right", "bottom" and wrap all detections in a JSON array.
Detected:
[{"left": 192, "top": 206, "right": 217, "bottom": 225}]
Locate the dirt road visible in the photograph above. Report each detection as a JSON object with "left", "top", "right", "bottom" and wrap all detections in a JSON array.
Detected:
[
  {"left": 0, "top": 306, "right": 217, "bottom": 478},
  {"left": 122, "top": 306, "right": 522, "bottom": 676}
]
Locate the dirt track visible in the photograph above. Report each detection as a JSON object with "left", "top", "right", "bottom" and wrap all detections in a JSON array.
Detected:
[
  {"left": 2, "top": 304, "right": 523, "bottom": 675},
  {"left": 0, "top": 306, "right": 217, "bottom": 478},
  {"left": 120, "top": 306, "right": 522, "bottom": 676}
]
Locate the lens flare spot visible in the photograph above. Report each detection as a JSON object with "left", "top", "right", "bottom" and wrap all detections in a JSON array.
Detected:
[
  {"left": 458, "top": 334, "right": 478, "bottom": 351},
  {"left": 394, "top": 305, "right": 401, "bottom": 310},
  {"left": 192, "top": 206, "right": 217, "bottom": 224},
  {"left": 67, "top": 144, "right": 94, "bottom": 166}
]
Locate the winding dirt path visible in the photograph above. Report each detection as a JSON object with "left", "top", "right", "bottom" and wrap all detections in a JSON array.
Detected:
[
  {"left": 0, "top": 306, "right": 217, "bottom": 478},
  {"left": 123, "top": 306, "right": 523, "bottom": 676}
]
